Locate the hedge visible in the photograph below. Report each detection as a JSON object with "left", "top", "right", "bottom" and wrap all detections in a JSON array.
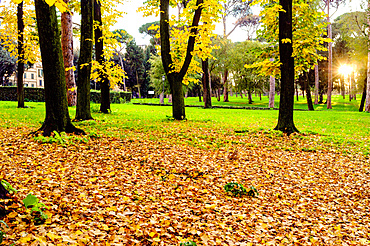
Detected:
[{"left": 0, "top": 87, "right": 131, "bottom": 103}]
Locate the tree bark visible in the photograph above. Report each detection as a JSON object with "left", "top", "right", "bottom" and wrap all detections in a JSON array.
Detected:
[
  {"left": 269, "top": 75, "right": 275, "bottom": 108},
  {"left": 223, "top": 69, "right": 229, "bottom": 102},
  {"left": 94, "top": 0, "right": 110, "bottom": 113},
  {"left": 160, "top": 0, "right": 203, "bottom": 120},
  {"left": 326, "top": 4, "right": 333, "bottom": 109},
  {"left": 248, "top": 90, "right": 252, "bottom": 104},
  {"left": 274, "top": 0, "right": 298, "bottom": 134},
  {"left": 61, "top": 0, "right": 77, "bottom": 107},
  {"left": 34, "top": 0, "right": 83, "bottom": 136},
  {"left": 17, "top": 2, "right": 25, "bottom": 108},
  {"left": 305, "top": 72, "right": 314, "bottom": 111},
  {"left": 314, "top": 64, "right": 319, "bottom": 104},
  {"left": 76, "top": 0, "right": 94, "bottom": 120},
  {"left": 202, "top": 58, "right": 212, "bottom": 108},
  {"left": 359, "top": 77, "right": 367, "bottom": 112}
]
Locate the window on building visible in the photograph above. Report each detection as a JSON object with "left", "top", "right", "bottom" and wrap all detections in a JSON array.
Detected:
[
  {"left": 31, "top": 84, "right": 34, "bottom": 87},
  {"left": 25, "top": 84, "right": 28, "bottom": 87},
  {"left": 31, "top": 73, "right": 34, "bottom": 79},
  {"left": 39, "top": 80, "right": 42, "bottom": 86},
  {"left": 24, "top": 73, "right": 26, "bottom": 79},
  {"left": 38, "top": 69, "right": 43, "bottom": 78}
]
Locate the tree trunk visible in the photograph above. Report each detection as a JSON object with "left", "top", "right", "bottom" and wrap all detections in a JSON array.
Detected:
[
  {"left": 160, "top": 92, "right": 164, "bottom": 104},
  {"left": 341, "top": 74, "right": 345, "bottom": 99},
  {"left": 202, "top": 58, "right": 212, "bottom": 108},
  {"left": 168, "top": 94, "right": 172, "bottom": 103},
  {"left": 248, "top": 90, "right": 252, "bottom": 104},
  {"left": 295, "top": 80, "right": 299, "bottom": 101},
  {"left": 17, "top": 2, "right": 25, "bottom": 108},
  {"left": 319, "top": 91, "right": 323, "bottom": 104},
  {"left": 160, "top": 0, "right": 203, "bottom": 120},
  {"left": 197, "top": 85, "right": 202, "bottom": 102},
  {"left": 168, "top": 74, "right": 185, "bottom": 119},
  {"left": 359, "top": 77, "right": 367, "bottom": 112},
  {"left": 269, "top": 75, "right": 275, "bottom": 108},
  {"left": 305, "top": 72, "right": 314, "bottom": 111},
  {"left": 217, "top": 88, "right": 221, "bottom": 101},
  {"left": 274, "top": 0, "right": 298, "bottom": 134},
  {"left": 223, "top": 69, "right": 229, "bottom": 102},
  {"left": 326, "top": 4, "right": 333, "bottom": 109},
  {"left": 367, "top": 1, "right": 370, "bottom": 112},
  {"left": 34, "top": 0, "right": 83, "bottom": 136},
  {"left": 94, "top": 0, "right": 110, "bottom": 113},
  {"left": 314, "top": 64, "right": 319, "bottom": 104},
  {"left": 61, "top": 0, "right": 77, "bottom": 107},
  {"left": 76, "top": 0, "right": 94, "bottom": 120}
]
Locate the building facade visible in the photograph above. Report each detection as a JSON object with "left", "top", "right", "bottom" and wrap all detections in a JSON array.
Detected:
[{"left": 8, "top": 62, "right": 44, "bottom": 88}]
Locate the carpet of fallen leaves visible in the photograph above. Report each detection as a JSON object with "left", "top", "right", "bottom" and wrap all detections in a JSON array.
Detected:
[{"left": 0, "top": 126, "right": 369, "bottom": 246}]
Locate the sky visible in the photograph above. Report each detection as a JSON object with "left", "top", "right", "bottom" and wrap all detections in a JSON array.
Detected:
[{"left": 112, "top": 0, "right": 365, "bottom": 46}]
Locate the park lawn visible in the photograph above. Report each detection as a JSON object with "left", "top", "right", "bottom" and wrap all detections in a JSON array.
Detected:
[
  {"left": 132, "top": 94, "right": 363, "bottom": 111},
  {"left": 0, "top": 101, "right": 369, "bottom": 245}
]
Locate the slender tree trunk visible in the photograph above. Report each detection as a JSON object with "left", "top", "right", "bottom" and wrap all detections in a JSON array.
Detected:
[
  {"left": 76, "top": 0, "right": 94, "bottom": 120},
  {"left": 217, "top": 88, "right": 221, "bottom": 101},
  {"left": 359, "top": 77, "right": 367, "bottom": 112},
  {"left": 34, "top": 0, "right": 83, "bottom": 136},
  {"left": 248, "top": 90, "right": 252, "bottom": 104},
  {"left": 160, "top": 92, "right": 164, "bottom": 104},
  {"left": 17, "top": 2, "right": 25, "bottom": 108},
  {"left": 341, "top": 75, "right": 345, "bottom": 99},
  {"left": 326, "top": 4, "right": 333, "bottom": 109},
  {"left": 319, "top": 91, "right": 323, "bottom": 104},
  {"left": 367, "top": 27, "right": 370, "bottom": 112},
  {"left": 93, "top": 0, "right": 110, "bottom": 113},
  {"left": 198, "top": 85, "right": 202, "bottom": 102},
  {"left": 269, "top": 75, "right": 275, "bottom": 108},
  {"left": 274, "top": 0, "right": 298, "bottom": 134},
  {"left": 118, "top": 55, "right": 127, "bottom": 91},
  {"left": 223, "top": 69, "right": 229, "bottom": 102},
  {"left": 305, "top": 72, "right": 314, "bottom": 111},
  {"left": 314, "top": 64, "right": 319, "bottom": 104},
  {"left": 61, "top": 0, "right": 77, "bottom": 107},
  {"left": 295, "top": 80, "right": 299, "bottom": 101},
  {"left": 202, "top": 58, "right": 212, "bottom": 108}
]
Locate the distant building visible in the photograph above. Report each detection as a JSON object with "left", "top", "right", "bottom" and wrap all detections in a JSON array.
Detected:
[{"left": 8, "top": 62, "right": 44, "bottom": 88}]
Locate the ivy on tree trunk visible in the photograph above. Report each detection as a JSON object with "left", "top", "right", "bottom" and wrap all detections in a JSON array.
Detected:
[
  {"left": 94, "top": 0, "right": 110, "bottom": 113},
  {"left": 76, "top": 0, "right": 94, "bottom": 120},
  {"left": 274, "top": 0, "right": 298, "bottom": 134},
  {"left": 17, "top": 2, "right": 25, "bottom": 108},
  {"left": 34, "top": 0, "right": 84, "bottom": 136}
]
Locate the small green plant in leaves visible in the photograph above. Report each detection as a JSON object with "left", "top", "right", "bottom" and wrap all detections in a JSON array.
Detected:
[
  {"left": 0, "top": 220, "right": 8, "bottom": 243},
  {"left": 23, "top": 194, "right": 48, "bottom": 222},
  {"left": 1, "top": 180, "right": 17, "bottom": 194},
  {"left": 180, "top": 241, "right": 197, "bottom": 246},
  {"left": 224, "top": 183, "right": 259, "bottom": 197},
  {"left": 247, "top": 185, "right": 259, "bottom": 198},
  {"left": 224, "top": 182, "right": 247, "bottom": 197}
]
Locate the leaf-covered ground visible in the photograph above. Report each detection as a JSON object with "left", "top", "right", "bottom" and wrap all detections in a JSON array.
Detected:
[{"left": 0, "top": 126, "right": 369, "bottom": 245}]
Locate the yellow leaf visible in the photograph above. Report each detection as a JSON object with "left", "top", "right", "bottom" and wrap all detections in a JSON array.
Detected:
[
  {"left": 149, "top": 232, "right": 156, "bottom": 237},
  {"left": 46, "top": 232, "right": 62, "bottom": 240},
  {"left": 75, "top": 230, "right": 83, "bottom": 235},
  {"left": 18, "top": 235, "right": 33, "bottom": 243},
  {"left": 205, "top": 204, "right": 216, "bottom": 209},
  {"left": 7, "top": 211, "right": 18, "bottom": 218},
  {"left": 153, "top": 237, "right": 161, "bottom": 242},
  {"left": 89, "top": 177, "right": 97, "bottom": 182}
]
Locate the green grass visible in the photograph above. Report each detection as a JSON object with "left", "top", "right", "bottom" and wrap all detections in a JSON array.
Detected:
[
  {"left": 0, "top": 96, "right": 369, "bottom": 156},
  {"left": 133, "top": 93, "right": 363, "bottom": 111}
]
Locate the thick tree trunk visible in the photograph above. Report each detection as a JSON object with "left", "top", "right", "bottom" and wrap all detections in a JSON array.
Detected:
[
  {"left": 274, "top": 0, "right": 298, "bottom": 134},
  {"left": 61, "top": 0, "right": 77, "bottom": 107},
  {"left": 314, "top": 64, "right": 319, "bottom": 104},
  {"left": 269, "top": 75, "right": 275, "bottom": 108},
  {"left": 223, "top": 69, "right": 229, "bottom": 102},
  {"left": 76, "top": 0, "right": 94, "bottom": 120},
  {"left": 305, "top": 72, "right": 314, "bottom": 111},
  {"left": 359, "top": 77, "right": 367, "bottom": 112},
  {"left": 17, "top": 2, "right": 25, "bottom": 108},
  {"left": 168, "top": 74, "right": 185, "bottom": 119},
  {"left": 202, "top": 58, "right": 212, "bottom": 108},
  {"left": 35, "top": 0, "right": 83, "bottom": 136},
  {"left": 326, "top": 6, "right": 333, "bottom": 109},
  {"left": 94, "top": 0, "right": 110, "bottom": 113}
]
